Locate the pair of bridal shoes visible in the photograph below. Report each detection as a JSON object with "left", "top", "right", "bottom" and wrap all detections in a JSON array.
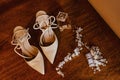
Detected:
[{"left": 11, "top": 11, "right": 58, "bottom": 75}]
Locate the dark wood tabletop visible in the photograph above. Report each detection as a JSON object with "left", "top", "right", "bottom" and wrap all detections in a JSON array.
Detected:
[{"left": 0, "top": 0, "right": 120, "bottom": 80}]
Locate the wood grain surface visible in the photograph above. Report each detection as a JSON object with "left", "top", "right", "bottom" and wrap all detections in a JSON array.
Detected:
[{"left": 0, "top": 0, "right": 120, "bottom": 80}]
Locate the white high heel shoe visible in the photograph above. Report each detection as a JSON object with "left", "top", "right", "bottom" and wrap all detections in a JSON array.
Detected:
[
  {"left": 33, "top": 11, "right": 58, "bottom": 64},
  {"left": 11, "top": 26, "right": 45, "bottom": 75}
]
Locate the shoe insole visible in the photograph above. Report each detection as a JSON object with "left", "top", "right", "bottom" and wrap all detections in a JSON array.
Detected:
[
  {"left": 23, "top": 39, "right": 38, "bottom": 57},
  {"left": 13, "top": 27, "right": 39, "bottom": 59},
  {"left": 41, "top": 28, "right": 55, "bottom": 46}
]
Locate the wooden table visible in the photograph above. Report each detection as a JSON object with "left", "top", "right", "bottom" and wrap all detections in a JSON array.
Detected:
[{"left": 0, "top": 0, "right": 120, "bottom": 80}]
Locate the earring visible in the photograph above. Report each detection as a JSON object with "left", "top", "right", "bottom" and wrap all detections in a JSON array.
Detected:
[{"left": 85, "top": 46, "right": 108, "bottom": 73}]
